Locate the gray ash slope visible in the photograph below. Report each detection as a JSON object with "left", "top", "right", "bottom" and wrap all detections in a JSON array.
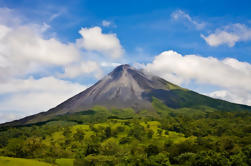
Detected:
[
  {"left": 52, "top": 64, "right": 170, "bottom": 113},
  {"left": 2, "top": 64, "right": 251, "bottom": 126}
]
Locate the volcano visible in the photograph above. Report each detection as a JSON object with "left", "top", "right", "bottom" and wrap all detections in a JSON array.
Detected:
[{"left": 3, "top": 64, "right": 251, "bottom": 126}]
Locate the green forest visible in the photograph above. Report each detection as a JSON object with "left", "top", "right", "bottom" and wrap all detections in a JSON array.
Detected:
[{"left": 0, "top": 99, "right": 250, "bottom": 166}]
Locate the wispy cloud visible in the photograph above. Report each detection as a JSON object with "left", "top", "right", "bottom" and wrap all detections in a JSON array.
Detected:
[
  {"left": 171, "top": 10, "right": 205, "bottom": 30},
  {"left": 102, "top": 20, "right": 111, "bottom": 27},
  {"left": 49, "top": 12, "right": 61, "bottom": 22},
  {"left": 201, "top": 23, "right": 251, "bottom": 47},
  {"left": 48, "top": 7, "right": 67, "bottom": 22},
  {"left": 0, "top": 7, "right": 22, "bottom": 26}
]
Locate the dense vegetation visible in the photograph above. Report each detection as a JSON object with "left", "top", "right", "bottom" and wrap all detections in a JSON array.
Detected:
[{"left": 0, "top": 99, "right": 250, "bottom": 166}]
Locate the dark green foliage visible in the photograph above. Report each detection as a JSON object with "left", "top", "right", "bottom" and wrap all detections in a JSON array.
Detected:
[
  {"left": 74, "top": 154, "right": 117, "bottom": 166},
  {"left": 0, "top": 105, "right": 250, "bottom": 165},
  {"left": 119, "top": 137, "right": 131, "bottom": 144},
  {"left": 63, "top": 127, "right": 72, "bottom": 137},
  {"left": 242, "top": 146, "right": 251, "bottom": 165},
  {"left": 5, "top": 138, "right": 26, "bottom": 157},
  {"left": 147, "top": 152, "right": 171, "bottom": 166},
  {"left": 145, "top": 144, "right": 159, "bottom": 157},
  {"left": 86, "top": 144, "right": 100, "bottom": 156},
  {"left": 73, "top": 129, "right": 85, "bottom": 141},
  {"left": 128, "top": 122, "right": 145, "bottom": 140},
  {"left": 104, "top": 127, "right": 111, "bottom": 138},
  {"left": 147, "top": 130, "right": 154, "bottom": 138},
  {"left": 192, "top": 150, "right": 230, "bottom": 166}
]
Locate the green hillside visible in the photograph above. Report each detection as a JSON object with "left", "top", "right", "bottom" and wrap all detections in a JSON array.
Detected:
[
  {"left": 0, "top": 101, "right": 250, "bottom": 166},
  {"left": 145, "top": 89, "right": 251, "bottom": 111}
]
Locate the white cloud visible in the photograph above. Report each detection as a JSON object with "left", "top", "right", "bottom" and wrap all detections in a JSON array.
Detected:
[
  {"left": 0, "top": 76, "right": 85, "bottom": 94},
  {"left": 102, "top": 20, "right": 111, "bottom": 27},
  {"left": 3, "top": 26, "right": 78, "bottom": 65},
  {"left": 145, "top": 50, "right": 251, "bottom": 105},
  {"left": 145, "top": 50, "right": 251, "bottom": 90},
  {"left": 0, "top": 8, "right": 87, "bottom": 123},
  {"left": 208, "top": 89, "right": 251, "bottom": 106},
  {"left": 0, "top": 8, "right": 126, "bottom": 123},
  {"left": 0, "top": 8, "right": 123, "bottom": 81},
  {"left": 201, "top": 23, "right": 251, "bottom": 47},
  {"left": 0, "top": 113, "right": 22, "bottom": 124},
  {"left": 76, "top": 26, "right": 124, "bottom": 58},
  {"left": 171, "top": 10, "right": 205, "bottom": 30},
  {"left": 0, "top": 76, "right": 87, "bottom": 123},
  {"left": 0, "top": 23, "right": 80, "bottom": 81},
  {"left": 60, "top": 61, "right": 103, "bottom": 79},
  {"left": 100, "top": 62, "right": 121, "bottom": 67}
]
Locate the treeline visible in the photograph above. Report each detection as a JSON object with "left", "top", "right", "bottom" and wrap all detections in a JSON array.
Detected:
[{"left": 0, "top": 107, "right": 250, "bottom": 166}]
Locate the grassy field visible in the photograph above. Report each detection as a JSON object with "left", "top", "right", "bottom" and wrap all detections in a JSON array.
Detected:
[
  {"left": 0, "top": 156, "right": 75, "bottom": 166},
  {"left": 55, "top": 158, "right": 74, "bottom": 166},
  {"left": 0, "top": 156, "right": 53, "bottom": 166},
  {"left": 43, "top": 120, "right": 190, "bottom": 147}
]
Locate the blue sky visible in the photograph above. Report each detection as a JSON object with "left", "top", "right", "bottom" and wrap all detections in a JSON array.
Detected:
[
  {"left": 0, "top": 0, "right": 251, "bottom": 123},
  {"left": 2, "top": 0, "right": 251, "bottom": 62}
]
